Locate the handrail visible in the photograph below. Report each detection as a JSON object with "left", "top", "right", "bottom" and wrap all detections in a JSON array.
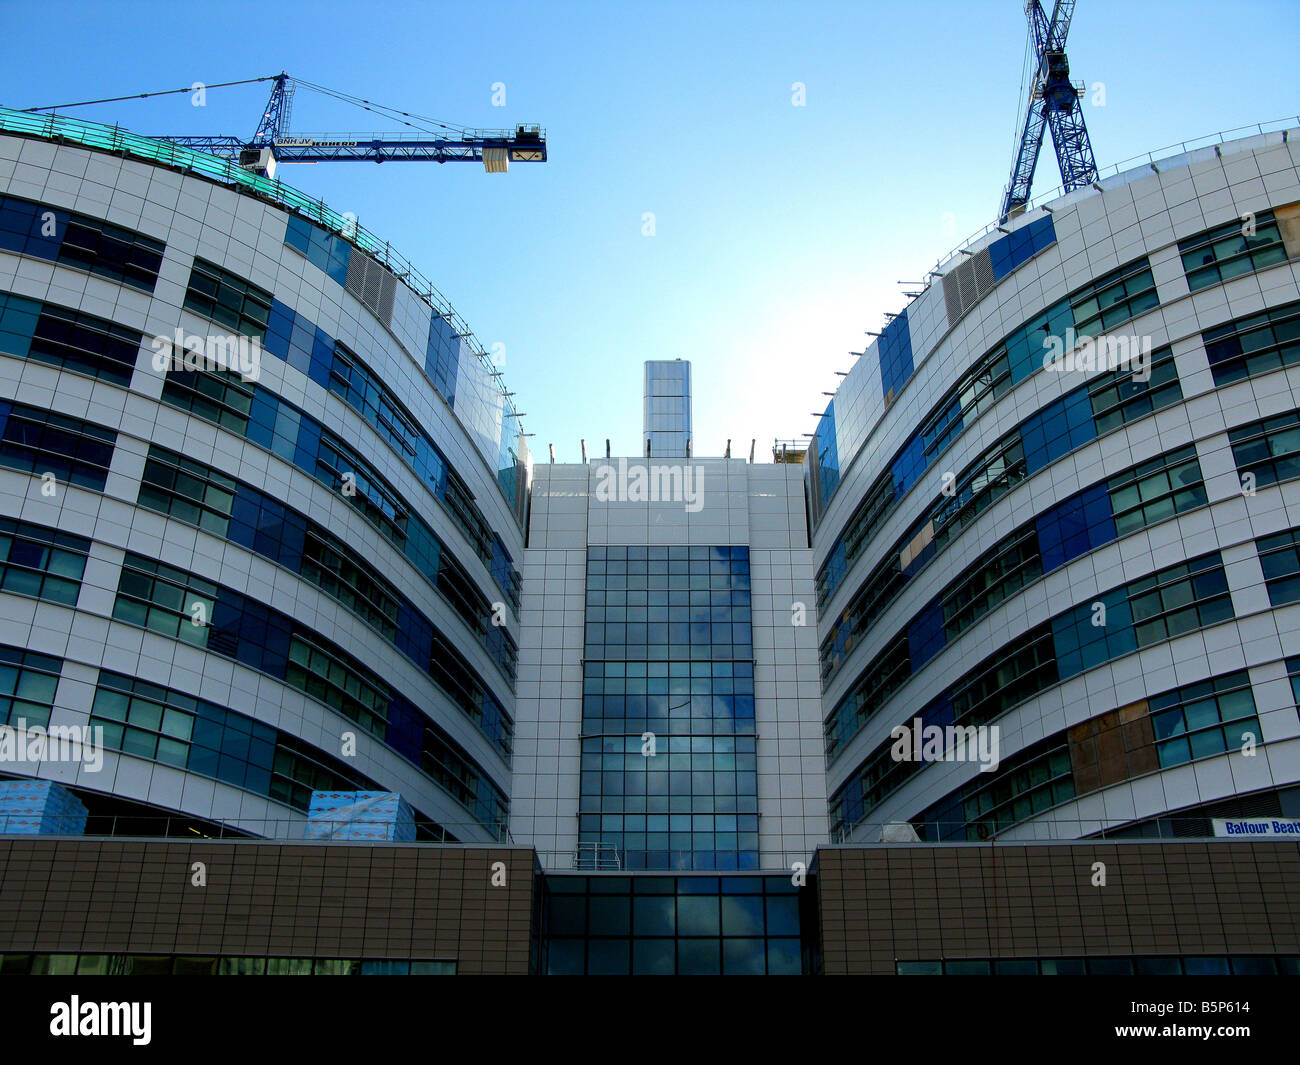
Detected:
[
  {"left": 928, "top": 114, "right": 1300, "bottom": 282},
  {"left": 0, "top": 106, "right": 523, "bottom": 438}
]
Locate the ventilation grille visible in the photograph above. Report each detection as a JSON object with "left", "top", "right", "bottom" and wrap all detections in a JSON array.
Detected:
[
  {"left": 942, "top": 247, "right": 995, "bottom": 328},
  {"left": 345, "top": 250, "right": 396, "bottom": 327}
]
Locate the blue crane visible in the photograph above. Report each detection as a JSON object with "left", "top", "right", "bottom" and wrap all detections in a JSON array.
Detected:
[
  {"left": 999, "top": 0, "right": 1098, "bottom": 223},
  {"left": 28, "top": 73, "right": 546, "bottom": 177}
]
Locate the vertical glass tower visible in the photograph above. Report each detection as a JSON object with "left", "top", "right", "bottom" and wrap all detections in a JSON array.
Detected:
[
  {"left": 580, "top": 545, "right": 758, "bottom": 870},
  {"left": 643, "top": 360, "right": 692, "bottom": 456}
]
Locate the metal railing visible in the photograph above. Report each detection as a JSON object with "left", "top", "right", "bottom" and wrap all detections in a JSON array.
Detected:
[
  {"left": 0, "top": 105, "right": 523, "bottom": 437},
  {"left": 0, "top": 812, "right": 515, "bottom": 844},
  {"left": 927, "top": 114, "right": 1300, "bottom": 284}
]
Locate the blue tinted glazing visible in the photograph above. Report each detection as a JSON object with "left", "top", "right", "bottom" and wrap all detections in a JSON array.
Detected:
[
  {"left": 1051, "top": 588, "right": 1136, "bottom": 680},
  {"left": 1006, "top": 298, "right": 1073, "bottom": 384},
  {"left": 284, "top": 215, "right": 351, "bottom": 286},
  {"left": 816, "top": 401, "right": 840, "bottom": 511},
  {"left": 1021, "top": 385, "right": 1097, "bottom": 475},
  {"left": 425, "top": 314, "right": 460, "bottom": 406},
  {"left": 891, "top": 433, "right": 927, "bottom": 498},
  {"left": 907, "top": 598, "right": 947, "bottom": 669},
  {"left": 878, "top": 310, "right": 914, "bottom": 400},
  {"left": 1035, "top": 483, "right": 1116, "bottom": 572},
  {"left": 0, "top": 292, "right": 40, "bottom": 359},
  {"left": 989, "top": 216, "right": 1057, "bottom": 281},
  {"left": 581, "top": 546, "right": 757, "bottom": 870}
]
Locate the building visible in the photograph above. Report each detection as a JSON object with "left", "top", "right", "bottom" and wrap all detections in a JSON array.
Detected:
[
  {"left": 643, "top": 358, "right": 692, "bottom": 457},
  {"left": 808, "top": 129, "right": 1300, "bottom": 848},
  {"left": 513, "top": 453, "right": 825, "bottom": 871},
  {"left": 0, "top": 109, "right": 526, "bottom": 847},
  {"left": 0, "top": 105, "right": 1299, "bottom": 975}
]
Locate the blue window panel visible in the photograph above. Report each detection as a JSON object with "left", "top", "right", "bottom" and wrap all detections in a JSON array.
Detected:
[
  {"left": 816, "top": 401, "right": 840, "bottom": 511},
  {"left": 1021, "top": 385, "right": 1096, "bottom": 475},
  {"left": 0, "top": 293, "right": 41, "bottom": 358},
  {"left": 1035, "top": 482, "right": 1116, "bottom": 572},
  {"left": 0, "top": 196, "right": 65, "bottom": 261},
  {"left": 879, "top": 310, "right": 914, "bottom": 401},
  {"left": 245, "top": 389, "right": 280, "bottom": 452},
  {"left": 1006, "top": 298, "right": 1073, "bottom": 384},
  {"left": 284, "top": 215, "right": 312, "bottom": 257},
  {"left": 308, "top": 328, "right": 333, "bottom": 389},
  {"left": 284, "top": 215, "right": 351, "bottom": 287},
  {"left": 264, "top": 299, "right": 296, "bottom": 361},
  {"left": 383, "top": 693, "right": 424, "bottom": 763},
  {"left": 396, "top": 603, "right": 434, "bottom": 665},
  {"left": 919, "top": 692, "right": 954, "bottom": 731},
  {"left": 291, "top": 413, "right": 321, "bottom": 472},
  {"left": 425, "top": 314, "right": 460, "bottom": 406},
  {"left": 823, "top": 539, "right": 847, "bottom": 603},
  {"left": 1051, "top": 588, "right": 1136, "bottom": 680},
  {"left": 907, "top": 598, "right": 947, "bottom": 669},
  {"left": 990, "top": 216, "right": 1057, "bottom": 282},
  {"left": 891, "top": 433, "right": 927, "bottom": 498}
]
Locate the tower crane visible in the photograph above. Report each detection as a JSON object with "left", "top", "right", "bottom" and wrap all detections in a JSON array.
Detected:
[
  {"left": 25, "top": 73, "right": 546, "bottom": 178},
  {"left": 999, "top": 1, "right": 1098, "bottom": 222}
]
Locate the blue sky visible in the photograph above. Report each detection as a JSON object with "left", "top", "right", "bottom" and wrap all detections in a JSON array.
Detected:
[{"left": 2, "top": 0, "right": 1297, "bottom": 461}]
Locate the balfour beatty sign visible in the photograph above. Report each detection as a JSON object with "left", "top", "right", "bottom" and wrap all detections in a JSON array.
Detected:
[{"left": 1211, "top": 817, "right": 1300, "bottom": 837}]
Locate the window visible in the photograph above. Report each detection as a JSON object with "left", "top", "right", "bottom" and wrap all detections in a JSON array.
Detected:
[
  {"left": 0, "top": 294, "right": 142, "bottom": 386},
  {"left": 301, "top": 527, "right": 401, "bottom": 641},
  {"left": 1070, "top": 257, "right": 1159, "bottom": 338},
  {"left": 1257, "top": 526, "right": 1300, "bottom": 605},
  {"left": 941, "top": 525, "right": 1041, "bottom": 640},
  {"left": 284, "top": 215, "right": 351, "bottom": 285},
  {"left": 1181, "top": 211, "right": 1290, "bottom": 292},
  {"left": 16, "top": 953, "right": 455, "bottom": 975},
  {"left": 582, "top": 547, "right": 757, "bottom": 870},
  {"left": 917, "top": 734, "right": 1074, "bottom": 842},
  {"left": 0, "top": 193, "right": 164, "bottom": 291},
  {"left": 1230, "top": 409, "right": 1300, "bottom": 488},
  {"left": 824, "top": 636, "right": 913, "bottom": 759},
  {"left": 91, "top": 670, "right": 381, "bottom": 809},
  {"left": 1020, "top": 387, "right": 1096, "bottom": 474},
  {"left": 161, "top": 367, "right": 255, "bottom": 433},
  {"left": 1107, "top": 443, "right": 1206, "bottom": 536},
  {"left": 878, "top": 311, "right": 913, "bottom": 403},
  {"left": 542, "top": 874, "right": 804, "bottom": 976},
  {"left": 1088, "top": 344, "right": 1181, "bottom": 432},
  {"left": 951, "top": 623, "right": 1058, "bottom": 727},
  {"left": 1202, "top": 299, "right": 1300, "bottom": 386},
  {"left": 897, "top": 955, "right": 1290, "bottom": 975},
  {"left": 1127, "top": 551, "right": 1233, "bottom": 648},
  {"left": 0, "top": 645, "right": 62, "bottom": 729},
  {"left": 828, "top": 695, "right": 952, "bottom": 834},
  {"left": 988, "top": 214, "right": 1057, "bottom": 280},
  {"left": 287, "top": 633, "right": 389, "bottom": 739},
  {"left": 183, "top": 258, "right": 272, "bottom": 337},
  {"left": 0, "top": 518, "right": 89, "bottom": 605},
  {"left": 933, "top": 433, "right": 1028, "bottom": 552},
  {"left": 138, "top": 445, "right": 236, "bottom": 535},
  {"left": 112, "top": 553, "right": 217, "bottom": 646},
  {"left": 1148, "top": 671, "right": 1259, "bottom": 768},
  {"left": 0, "top": 402, "right": 115, "bottom": 491}
]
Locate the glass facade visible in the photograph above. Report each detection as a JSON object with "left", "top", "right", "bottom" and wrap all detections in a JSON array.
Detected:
[
  {"left": 542, "top": 874, "right": 810, "bottom": 975},
  {"left": 580, "top": 546, "right": 756, "bottom": 870},
  {"left": 643, "top": 360, "right": 692, "bottom": 457}
]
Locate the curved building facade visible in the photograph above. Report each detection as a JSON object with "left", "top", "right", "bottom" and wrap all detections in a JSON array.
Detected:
[
  {"left": 809, "top": 129, "right": 1300, "bottom": 844},
  {"left": 0, "top": 112, "right": 528, "bottom": 843}
]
